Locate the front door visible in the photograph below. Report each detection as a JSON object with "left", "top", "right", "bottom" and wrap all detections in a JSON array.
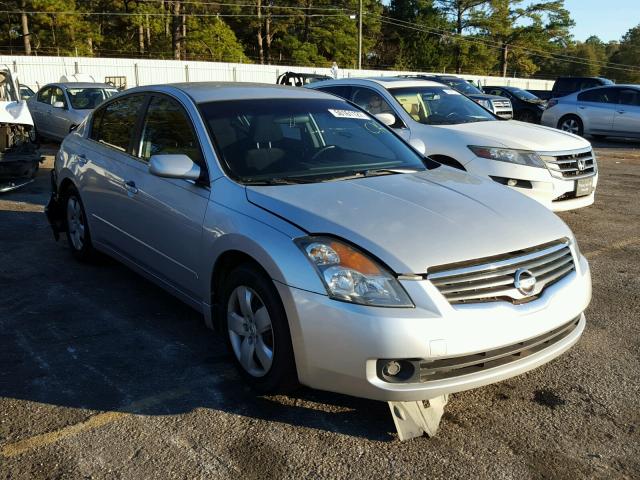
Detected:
[
  {"left": 113, "top": 94, "right": 210, "bottom": 299},
  {"left": 576, "top": 87, "right": 617, "bottom": 133},
  {"left": 612, "top": 88, "right": 640, "bottom": 137}
]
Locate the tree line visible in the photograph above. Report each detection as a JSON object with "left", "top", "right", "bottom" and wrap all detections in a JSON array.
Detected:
[{"left": 1, "top": 0, "right": 639, "bottom": 82}]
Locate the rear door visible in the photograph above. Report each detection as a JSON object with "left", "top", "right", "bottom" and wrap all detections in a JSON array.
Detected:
[
  {"left": 111, "top": 94, "right": 210, "bottom": 299},
  {"left": 612, "top": 88, "right": 640, "bottom": 137},
  {"left": 79, "top": 94, "right": 148, "bottom": 253},
  {"left": 576, "top": 88, "right": 618, "bottom": 133}
]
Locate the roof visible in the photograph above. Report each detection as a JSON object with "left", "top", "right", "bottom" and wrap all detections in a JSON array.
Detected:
[
  {"left": 47, "top": 82, "right": 116, "bottom": 89},
  {"left": 309, "top": 77, "right": 445, "bottom": 89},
  {"left": 128, "top": 82, "right": 338, "bottom": 103}
]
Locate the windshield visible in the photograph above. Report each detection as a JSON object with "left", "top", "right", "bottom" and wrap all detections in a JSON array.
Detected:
[
  {"left": 509, "top": 87, "right": 540, "bottom": 101},
  {"left": 390, "top": 86, "right": 496, "bottom": 125},
  {"left": 439, "top": 78, "right": 483, "bottom": 95},
  {"left": 199, "top": 98, "right": 431, "bottom": 184},
  {"left": 66, "top": 88, "right": 118, "bottom": 109}
]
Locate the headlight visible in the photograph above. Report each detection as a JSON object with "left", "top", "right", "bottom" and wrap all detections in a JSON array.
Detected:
[
  {"left": 468, "top": 145, "right": 544, "bottom": 168},
  {"left": 295, "top": 236, "right": 414, "bottom": 307},
  {"left": 476, "top": 99, "right": 492, "bottom": 110}
]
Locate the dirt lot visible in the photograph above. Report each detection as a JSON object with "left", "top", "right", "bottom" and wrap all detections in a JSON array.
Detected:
[{"left": 1, "top": 141, "right": 639, "bottom": 479}]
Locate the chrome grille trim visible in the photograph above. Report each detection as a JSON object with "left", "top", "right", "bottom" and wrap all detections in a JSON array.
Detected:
[
  {"left": 539, "top": 147, "right": 597, "bottom": 180},
  {"left": 419, "top": 317, "right": 581, "bottom": 381},
  {"left": 428, "top": 240, "right": 575, "bottom": 304}
]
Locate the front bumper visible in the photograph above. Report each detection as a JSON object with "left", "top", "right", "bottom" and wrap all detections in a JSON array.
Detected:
[
  {"left": 465, "top": 157, "right": 598, "bottom": 211},
  {"left": 277, "top": 254, "right": 591, "bottom": 402}
]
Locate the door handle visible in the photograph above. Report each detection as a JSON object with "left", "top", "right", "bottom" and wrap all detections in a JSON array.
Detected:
[
  {"left": 618, "top": 110, "right": 626, "bottom": 114},
  {"left": 124, "top": 180, "right": 139, "bottom": 195},
  {"left": 578, "top": 106, "right": 585, "bottom": 110}
]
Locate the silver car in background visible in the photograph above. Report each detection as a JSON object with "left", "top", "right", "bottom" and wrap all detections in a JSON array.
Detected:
[
  {"left": 541, "top": 85, "right": 640, "bottom": 140},
  {"left": 46, "top": 83, "right": 591, "bottom": 440},
  {"left": 27, "top": 82, "right": 118, "bottom": 141}
]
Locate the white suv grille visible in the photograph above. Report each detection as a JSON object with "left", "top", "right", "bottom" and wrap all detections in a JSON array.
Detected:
[
  {"left": 428, "top": 240, "right": 575, "bottom": 304},
  {"left": 540, "top": 148, "right": 597, "bottom": 179}
]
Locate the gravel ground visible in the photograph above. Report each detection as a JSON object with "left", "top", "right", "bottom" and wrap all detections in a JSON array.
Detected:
[{"left": 1, "top": 141, "right": 639, "bottom": 479}]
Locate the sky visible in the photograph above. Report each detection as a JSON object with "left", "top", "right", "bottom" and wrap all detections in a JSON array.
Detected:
[{"left": 563, "top": 0, "right": 639, "bottom": 42}]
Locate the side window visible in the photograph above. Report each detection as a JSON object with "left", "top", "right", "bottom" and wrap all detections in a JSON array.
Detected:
[
  {"left": 318, "top": 85, "right": 352, "bottom": 100},
  {"left": 93, "top": 95, "right": 145, "bottom": 152},
  {"left": 618, "top": 89, "right": 640, "bottom": 106},
  {"left": 90, "top": 107, "right": 105, "bottom": 141},
  {"left": 351, "top": 87, "right": 404, "bottom": 128},
  {"left": 37, "top": 87, "right": 53, "bottom": 104},
  {"left": 488, "top": 89, "right": 504, "bottom": 97},
  {"left": 578, "top": 88, "right": 618, "bottom": 104},
  {"left": 138, "top": 95, "right": 204, "bottom": 168},
  {"left": 51, "top": 87, "right": 66, "bottom": 107}
]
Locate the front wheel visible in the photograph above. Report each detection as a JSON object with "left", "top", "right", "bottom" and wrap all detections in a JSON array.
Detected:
[
  {"left": 221, "top": 264, "right": 298, "bottom": 393},
  {"left": 558, "top": 115, "right": 583, "bottom": 136}
]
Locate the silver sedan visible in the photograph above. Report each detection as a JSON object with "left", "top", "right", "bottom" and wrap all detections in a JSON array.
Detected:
[
  {"left": 541, "top": 84, "right": 640, "bottom": 140},
  {"left": 46, "top": 83, "right": 590, "bottom": 439},
  {"left": 27, "top": 82, "right": 118, "bottom": 141}
]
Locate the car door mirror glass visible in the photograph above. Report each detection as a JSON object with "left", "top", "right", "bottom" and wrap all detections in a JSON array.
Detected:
[
  {"left": 375, "top": 113, "right": 396, "bottom": 127},
  {"left": 53, "top": 101, "right": 65, "bottom": 109},
  {"left": 149, "top": 154, "right": 201, "bottom": 181}
]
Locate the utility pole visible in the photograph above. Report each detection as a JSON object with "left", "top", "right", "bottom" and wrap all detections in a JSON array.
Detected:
[
  {"left": 501, "top": 43, "right": 508, "bottom": 77},
  {"left": 358, "top": 0, "right": 362, "bottom": 69}
]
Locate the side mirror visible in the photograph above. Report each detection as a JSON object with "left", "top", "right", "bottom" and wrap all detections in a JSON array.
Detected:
[
  {"left": 408, "top": 138, "right": 427, "bottom": 155},
  {"left": 374, "top": 113, "right": 396, "bottom": 127},
  {"left": 149, "top": 154, "right": 201, "bottom": 181},
  {"left": 53, "top": 101, "right": 65, "bottom": 109}
]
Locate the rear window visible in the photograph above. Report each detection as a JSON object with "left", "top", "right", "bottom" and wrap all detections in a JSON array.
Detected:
[
  {"left": 577, "top": 88, "right": 618, "bottom": 104},
  {"left": 91, "top": 95, "right": 145, "bottom": 152}
]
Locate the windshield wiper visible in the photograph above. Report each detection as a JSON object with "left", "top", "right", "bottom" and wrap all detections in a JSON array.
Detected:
[
  {"left": 313, "top": 167, "right": 422, "bottom": 182},
  {"left": 242, "top": 176, "right": 317, "bottom": 186}
]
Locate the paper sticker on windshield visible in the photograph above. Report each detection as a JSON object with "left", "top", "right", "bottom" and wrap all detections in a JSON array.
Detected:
[
  {"left": 443, "top": 89, "right": 460, "bottom": 95},
  {"left": 328, "top": 109, "right": 369, "bottom": 120}
]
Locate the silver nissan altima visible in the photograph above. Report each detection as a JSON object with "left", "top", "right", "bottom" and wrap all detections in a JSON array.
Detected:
[{"left": 46, "top": 83, "right": 591, "bottom": 440}]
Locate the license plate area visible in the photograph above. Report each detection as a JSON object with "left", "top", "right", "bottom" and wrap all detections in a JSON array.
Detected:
[{"left": 575, "top": 177, "right": 593, "bottom": 197}]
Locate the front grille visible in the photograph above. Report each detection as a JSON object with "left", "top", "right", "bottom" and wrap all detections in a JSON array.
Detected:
[
  {"left": 419, "top": 317, "right": 581, "bottom": 381},
  {"left": 491, "top": 99, "right": 512, "bottom": 109},
  {"left": 427, "top": 240, "right": 575, "bottom": 304},
  {"left": 540, "top": 148, "right": 596, "bottom": 179}
]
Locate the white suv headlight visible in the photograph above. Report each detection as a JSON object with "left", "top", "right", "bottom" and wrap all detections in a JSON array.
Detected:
[
  {"left": 295, "top": 236, "right": 414, "bottom": 307},
  {"left": 468, "top": 145, "right": 545, "bottom": 168}
]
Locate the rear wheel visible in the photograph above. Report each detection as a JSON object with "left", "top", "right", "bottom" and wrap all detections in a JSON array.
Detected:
[
  {"left": 64, "top": 186, "right": 96, "bottom": 262},
  {"left": 558, "top": 115, "right": 583, "bottom": 136},
  {"left": 221, "top": 264, "right": 298, "bottom": 393}
]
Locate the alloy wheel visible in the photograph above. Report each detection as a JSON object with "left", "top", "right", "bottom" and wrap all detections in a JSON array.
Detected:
[
  {"left": 66, "top": 196, "right": 85, "bottom": 251},
  {"left": 560, "top": 118, "right": 580, "bottom": 134},
  {"left": 227, "top": 286, "right": 274, "bottom": 377}
]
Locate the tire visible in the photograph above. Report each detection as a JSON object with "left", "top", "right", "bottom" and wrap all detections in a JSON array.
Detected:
[
  {"left": 558, "top": 115, "right": 583, "bottom": 136},
  {"left": 63, "top": 186, "right": 97, "bottom": 262},
  {"left": 220, "top": 263, "right": 298, "bottom": 393}
]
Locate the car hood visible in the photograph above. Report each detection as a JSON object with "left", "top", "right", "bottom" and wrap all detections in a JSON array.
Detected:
[
  {"left": 246, "top": 169, "right": 572, "bottom": 274},
  {"left": 434, "top": 120, "right": 590, "bottom": 152}
]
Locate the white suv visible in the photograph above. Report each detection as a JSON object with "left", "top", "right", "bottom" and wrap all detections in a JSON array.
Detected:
[{"left": 308, "top": 78, "right": 598, "bottom": 211}]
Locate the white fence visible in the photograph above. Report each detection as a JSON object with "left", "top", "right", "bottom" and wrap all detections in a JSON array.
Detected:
[{"left": 1, "top": 55, "right": 554, "bottom": 92}]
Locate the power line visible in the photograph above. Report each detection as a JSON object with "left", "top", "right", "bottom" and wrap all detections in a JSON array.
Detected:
[
  {"left": 377, "top": 15, "right": 640, "bottom": 74},
  {"left": 0, "top": 10, "right": 349, "bottom": 18},
  {"left": 136, "top": 0, "right": 351, "bottom": 11}
]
